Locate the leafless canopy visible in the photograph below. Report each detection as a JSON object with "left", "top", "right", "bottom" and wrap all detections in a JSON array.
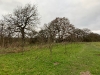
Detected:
[{"left": 4, "top": 4, "right": 39, "bottom": 39}]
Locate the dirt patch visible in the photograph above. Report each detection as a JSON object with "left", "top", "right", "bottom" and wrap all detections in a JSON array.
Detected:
[
  {"left": 95, "top": 54, "right": 100, "bottom": 56},
  {"left": 53, "top": 62, "right": 59, "bottom": 66},
  {"left": 80, "top": 71, "right": 92, "bottom": 75}
]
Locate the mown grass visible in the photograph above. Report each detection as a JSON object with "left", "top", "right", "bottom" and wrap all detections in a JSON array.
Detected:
[{"left": 0, "top": 42, "right": 100, "bottom": 75}]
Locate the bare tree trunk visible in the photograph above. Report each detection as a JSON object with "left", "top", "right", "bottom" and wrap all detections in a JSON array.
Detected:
[
  {"left": 1, "top": 24, "right": 5, "bottom": 48},
  {"left": 64, "top": 42, "right": 67, "bottom": 54},
  {"left": 48, "top": 37, "right": 52, "bottom": 54},
  {"left": 21, "top": 28, "right": 25, "bottom": 54},
  {"left": 2, "top": 36, "right": 4, "bottom": 47}
]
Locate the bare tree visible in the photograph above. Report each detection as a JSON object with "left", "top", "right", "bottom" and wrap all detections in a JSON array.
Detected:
[
  {"left": 38, "top": 29, "right": 48, "bottom": 43},
  {"left": 73, "top": 28, "right": 84, "bottom": 42},
  {"left": 46, "top": 17, "right": 75, "bottom": 42},
  {"left": 4, "top": 4, "right": 39, "bottom": 53},
  {"left": 82, "top": 28, "right": 91, "bottom": 38}
]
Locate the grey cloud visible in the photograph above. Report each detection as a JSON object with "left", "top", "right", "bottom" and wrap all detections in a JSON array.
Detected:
[
  {"left": 0, "top": 0, "right": 100, "bottom": 34},
  {"left": 0, "top": 0, "right": 22, "bottom": 16},
  {"left": 75, "top": 3, "right": 100, "bottom": 29}
]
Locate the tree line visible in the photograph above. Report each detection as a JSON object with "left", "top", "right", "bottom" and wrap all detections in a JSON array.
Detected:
[{"left": 0, "top": 4, "right": 100, "bottom": 47}]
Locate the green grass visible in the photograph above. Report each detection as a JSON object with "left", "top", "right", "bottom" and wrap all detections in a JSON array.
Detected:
[{"left": 0, "top": 42, "right": 100, "bottom": 75}]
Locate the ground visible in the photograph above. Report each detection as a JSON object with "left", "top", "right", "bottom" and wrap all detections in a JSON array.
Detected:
[{"left": 0, "top": 42, "right": 100, "bottom": 75}]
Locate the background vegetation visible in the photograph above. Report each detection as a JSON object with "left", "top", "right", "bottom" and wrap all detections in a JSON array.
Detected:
[{"left": 0, "top": 4, "right": 100, "bottom": 49}]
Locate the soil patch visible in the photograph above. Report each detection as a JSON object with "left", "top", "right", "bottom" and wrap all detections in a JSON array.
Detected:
[
  {"left": 95, "top": 54, "right": 100, "bottom": 56},
  {"left": 80, "top": 71, "right": 92, "bottom": 75}
]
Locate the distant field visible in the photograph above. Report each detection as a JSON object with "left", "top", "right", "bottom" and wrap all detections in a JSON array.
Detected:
[{"left": 0, "top": 42, "right": 100, "bottom": 75}]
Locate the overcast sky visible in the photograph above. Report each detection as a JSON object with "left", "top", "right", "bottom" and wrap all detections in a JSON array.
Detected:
[{"left": 0, "top": 0, "right": 100, "bottom": 34}]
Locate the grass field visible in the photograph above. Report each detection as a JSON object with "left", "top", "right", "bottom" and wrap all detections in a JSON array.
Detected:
[{"left": 0, "top": 42, "right": 100, "bottom": 75}]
